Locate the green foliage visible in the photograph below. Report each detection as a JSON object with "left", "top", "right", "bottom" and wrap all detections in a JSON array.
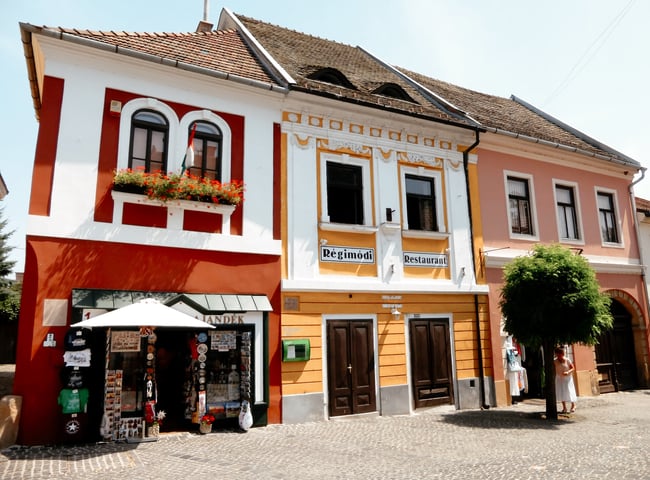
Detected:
[
  {"left": 0, "top": 205, "right": 19, "bottom": 323},
  {"left": 113, "top": 168, "right": 245, "bottom": 205},
  {"left": 0, "top": 281, "right": 20, "bottom": 323},
  {"left": 499, "top": 244, "right": 613, "bottom": 350}
]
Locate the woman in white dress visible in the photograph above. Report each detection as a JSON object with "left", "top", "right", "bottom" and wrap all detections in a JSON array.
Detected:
[{"left": 554, "top": 347, "right": 577, "bottom": 413}]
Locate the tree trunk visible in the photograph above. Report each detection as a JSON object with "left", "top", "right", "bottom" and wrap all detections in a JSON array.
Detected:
[{"left": 543, "top": 340, "right": 558, "bottom": 420}]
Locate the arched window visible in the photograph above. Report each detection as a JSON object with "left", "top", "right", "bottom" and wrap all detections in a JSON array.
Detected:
[
  {"left": 129, "top": 110, "right": 169, "bottom": 172},
  {"left": 188, "top": 121, "right": 222, "bottom": 181}
]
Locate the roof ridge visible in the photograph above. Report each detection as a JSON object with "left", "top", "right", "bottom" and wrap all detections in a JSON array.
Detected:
[{"left": 235, "top": 14, "right": 361, "bottom": 49}]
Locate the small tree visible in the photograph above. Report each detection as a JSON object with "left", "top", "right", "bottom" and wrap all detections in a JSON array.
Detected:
[
  {"left": 0, "top": 205, "right": 18, "bottom": 324},
  {"left": 499, "top": 244, "right": 613, "bottom": 419}
]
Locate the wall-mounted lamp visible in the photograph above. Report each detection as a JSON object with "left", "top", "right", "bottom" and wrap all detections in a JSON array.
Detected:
[
  {"left": 391, "top": 306, "right": 401, "bottom": 317},
  {"left": 386, "top": 208, "right": 395, "bottom": 222}
]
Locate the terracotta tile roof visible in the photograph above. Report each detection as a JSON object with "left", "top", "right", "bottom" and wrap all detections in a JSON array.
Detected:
[
  {"left": 45, "top": 26, "right": 278, "bottom": 86},
  {"left": 636, "top": 196, "right": 650, "bottom": 213},
  {"left": 235, "top": 15, "right": 477, "bottom": 128},
  {"left": 399, "top": 68, "right": 639, "bottom": 166}
]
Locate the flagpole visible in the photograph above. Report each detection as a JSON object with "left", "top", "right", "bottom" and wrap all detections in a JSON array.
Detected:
[{"left": 181, "top": 123, "right": 198, "bottom": 174}]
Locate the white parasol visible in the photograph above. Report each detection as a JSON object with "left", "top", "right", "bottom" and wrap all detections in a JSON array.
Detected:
[{"left": 73, "top": 298, "right": 215, "bottom": 329}]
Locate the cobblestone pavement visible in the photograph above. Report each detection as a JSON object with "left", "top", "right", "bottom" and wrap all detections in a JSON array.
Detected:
[{"left": 1, "top": 391, "right": 649, "bottom": 480}]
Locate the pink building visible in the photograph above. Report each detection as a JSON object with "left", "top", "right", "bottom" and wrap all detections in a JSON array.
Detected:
[{"left": 406, "top": 72, "right": 649, "bottom": 406}]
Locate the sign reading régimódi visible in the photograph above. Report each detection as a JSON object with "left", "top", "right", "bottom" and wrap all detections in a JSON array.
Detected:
[
  {"left": 320, "top": 245, "right": 375, "bottom": 264},
  {"left": 403, "top": 251, "right": 448, "bottom": 268}
]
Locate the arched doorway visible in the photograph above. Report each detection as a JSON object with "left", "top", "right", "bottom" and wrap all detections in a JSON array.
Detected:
[{"left": 595, "top": 299, "right": 638, "bottom": 393}]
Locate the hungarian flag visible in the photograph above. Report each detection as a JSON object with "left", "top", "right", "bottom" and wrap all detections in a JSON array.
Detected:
[{"left": 181, "top": 123, "right": 198, "bottom": 173}]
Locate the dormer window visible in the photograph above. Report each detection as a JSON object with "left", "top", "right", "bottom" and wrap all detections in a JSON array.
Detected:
[
  {"left": 308, "top": 68, "right": 355, "bottom": 89},
  {"left": 372, "top": 83, "right": 416, "bottom": 103}
]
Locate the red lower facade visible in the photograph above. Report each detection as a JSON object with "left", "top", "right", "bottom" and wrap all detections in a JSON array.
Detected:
[{"left": 14, "top": 235, "right": 281, "bottom": 445}]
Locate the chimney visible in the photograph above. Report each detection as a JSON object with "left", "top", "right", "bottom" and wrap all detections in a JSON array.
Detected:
[
  {"left": 196, "top": 20, "right": 213, "bottom": 33},
  {"left": 195, "top": 0, "right": 213, "bottom": 32}
]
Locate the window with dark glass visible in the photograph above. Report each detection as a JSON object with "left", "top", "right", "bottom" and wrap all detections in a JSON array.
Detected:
[
  {"left": 326, "top": 161, "right": 363, "bottom": 225},
  {"left": 556, "top": 185, "right": 579, "bottom": 240},
  {"left": 129, "top": 110, "right": 168, "bottom": 173},
  {"left": 406, "top": 175, "right": 437, "bottom": 231},
  {"left": 188, "top": 121, "right": 222, "bottom": 181},
  {"left": 508, "top": 176, "right": 533, "bottom": 235},
  {"left": 597, "top": 192, "right": 619, "bottom": 243}
]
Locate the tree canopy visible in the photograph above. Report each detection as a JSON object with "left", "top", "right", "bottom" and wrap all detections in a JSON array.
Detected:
[
  {"left": 0, "top": 205, "right": 19, "bottom": 324},
  {"left": 499, "top": 244, "right": 613, "bottom": 419}
]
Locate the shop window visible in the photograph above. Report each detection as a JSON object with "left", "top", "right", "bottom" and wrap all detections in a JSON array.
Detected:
[
  {"left": 107, "top": 334, "right": 147, "bottom": 417},
  {"left": 129, "top": 110, "right": 169, "bottom": 173},
  {"left": 507, "top": 175, "right": 536, "bottom": 236},
  {"left": 187, "top": 121, "right": 222, "bottom": 181},
  {"left": 202, "top": 326, "right": 255, "bottom": 422},
  {"left": 597, "top": 190, "right": 620, "bottom": 244}
]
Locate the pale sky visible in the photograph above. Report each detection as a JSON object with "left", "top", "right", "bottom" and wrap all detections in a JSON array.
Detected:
[{"left": 1, "top": 0, "right": 648, "bottom": 274}]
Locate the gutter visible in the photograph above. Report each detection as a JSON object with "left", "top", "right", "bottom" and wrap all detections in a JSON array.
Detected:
[
  {"left": 20, "top": 22, "right": 289, "bottom": 120},
  {"left": 482, "top": 125, "right": 637, "bottom": 166},
  {"left": 291, "top": 85, "right": 483, "bottom": 133},
  {"left": 20, "top": 25, "right": 41, "bottom": 119},
  {"left": 460, "top": 130, "right": 491, "bottom": 410}
]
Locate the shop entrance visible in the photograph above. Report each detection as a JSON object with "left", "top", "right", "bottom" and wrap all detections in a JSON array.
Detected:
[
  {"left": 596, "top": 300, "right": 638, "bottom": 393},
  {"left": 409, "top": 318, "right": 454, "bottom": 408},
  {"left": 155, "top": 330, "right": 192, "bottom": 431},
  {"left": 327, "top": 319, "right": 376, "bottom": 417}
]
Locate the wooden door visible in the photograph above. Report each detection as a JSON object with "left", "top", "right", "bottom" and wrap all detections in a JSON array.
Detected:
[
  {"left": 596, "top": 300, "right": 637, "bottom": 393},
  {"left": 410, "top": 319, "right": 454, "bottom": 408},
  {"left": 327, "top": 320, "right": 376, "bottom": 417}
]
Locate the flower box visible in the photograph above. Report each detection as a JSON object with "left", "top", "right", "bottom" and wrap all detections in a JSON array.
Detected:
[{"left": 111, "top": 191, "right": 236, "bottom": 216}]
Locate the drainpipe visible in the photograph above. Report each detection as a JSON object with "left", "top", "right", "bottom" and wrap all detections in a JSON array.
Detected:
[
  {"left": 461, "top": 129, "right": 490, "bottom": 409},
  {"left": 629, "top": 168, "right": 650, "bottom": 316}
]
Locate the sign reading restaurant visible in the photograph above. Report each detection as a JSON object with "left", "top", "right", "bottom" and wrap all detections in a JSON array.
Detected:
[
  {"left": 403, "top": 251, "right": 448, "bottom": 268},
  {"left": 320, "top": 245, "right": 375, "bottom": 264}
]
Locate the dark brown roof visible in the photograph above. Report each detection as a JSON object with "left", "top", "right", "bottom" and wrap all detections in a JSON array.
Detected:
[
  {"left": 399, "top": 68, "right": 639, "bottom": 166},
  {"left": 236, "top": 15, "right": 476, "bottom": 128},
  {"left": 31, "top": 25, "right": 278, "bottom": 86}
]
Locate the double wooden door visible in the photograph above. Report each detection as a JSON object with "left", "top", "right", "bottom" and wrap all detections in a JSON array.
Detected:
[
  {"left": 327, "top": 320, "right": 376, "bottom": 417},
  {"left": 409, "top": 319, "right": 454, "bottom": 408},
  {"left": 596, "top": 300, "right": 637, "bottom": 393}
]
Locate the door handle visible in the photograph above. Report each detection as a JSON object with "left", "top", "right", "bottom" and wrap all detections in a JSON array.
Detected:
[{"left": 347, "top": 364, "right": 352, "bottom": 373}]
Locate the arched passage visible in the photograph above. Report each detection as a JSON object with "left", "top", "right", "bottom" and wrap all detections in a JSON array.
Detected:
[{"left": 597, "top": 291, "right": 644, "bottom": 393}]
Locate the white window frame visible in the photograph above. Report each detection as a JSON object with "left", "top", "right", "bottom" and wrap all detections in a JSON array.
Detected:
[
  {"left": 504, "top": 171, "right": 539, "bottom": 241},
  {"left": 319, "top": 152, "right": 374, "bottom": 229},
  {"left": 553, "top": 180, "right": 584, "bottom": 245},
  {"left": 117, "top": 98, "right": 179, "bottom": 171},
  {"left": 179, "top": 110, "right": 233, "bottom": 182},
  {"left": 400, "top": 165, "right": 446, "bottom": 234},
  {"left": 595, "top": 187, "right": 624, "bottom": 247}
]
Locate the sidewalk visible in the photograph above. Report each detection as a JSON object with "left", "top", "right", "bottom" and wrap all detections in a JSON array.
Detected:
[{"left": 2, "top": 390, "right": 649, "bottom": 479}]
